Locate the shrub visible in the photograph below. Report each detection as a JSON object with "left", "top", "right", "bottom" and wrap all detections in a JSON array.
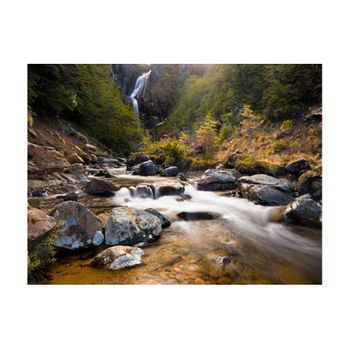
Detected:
[
  {"left": 28, "top": 233, "right": 56, "bottom": 283},
  {"left": 273, "top": 140, "right": 287, "bottom": 153},
  {"left": 281, "top": 119, "right": 293, "bottom": 131},
  {"left": 194, "top": 114, "right": 218, "bottom": 158}
]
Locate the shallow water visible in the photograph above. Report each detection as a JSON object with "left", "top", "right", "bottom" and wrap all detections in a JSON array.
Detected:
[{"left": 47, "top": 182, "right": 322, "bottom": 284}]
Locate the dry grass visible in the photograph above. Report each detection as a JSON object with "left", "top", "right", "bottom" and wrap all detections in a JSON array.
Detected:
[{"left": 217, "top": 114, "right": 322, "bottom": 172}]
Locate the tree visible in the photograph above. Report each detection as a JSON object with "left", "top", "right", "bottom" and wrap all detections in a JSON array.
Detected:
[{"left": 195, "top": 114, "right": 218, "bottom": 158}]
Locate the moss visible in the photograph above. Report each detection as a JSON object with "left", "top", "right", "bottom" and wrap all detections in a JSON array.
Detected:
[
  {"left": 258, "top": 160, "right": 284, "bottom": 176},
  {"left": 298, "top": 169, "right": 321, "bottom": 183},
  {"left": 234, "top": 154, "right": 260, "bottom": 174},
  {"left": 28, "top": 233, "right": 56, "bottom": 283}
]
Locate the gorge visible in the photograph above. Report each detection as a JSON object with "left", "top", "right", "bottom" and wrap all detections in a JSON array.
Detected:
[{"left": 27, "top": 64, "right": 322, "bottom": 284}]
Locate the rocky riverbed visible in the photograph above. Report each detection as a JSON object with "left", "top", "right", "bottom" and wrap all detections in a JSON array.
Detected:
[{"left": 27, "top": 120, "right": 322, "bottom": 284}]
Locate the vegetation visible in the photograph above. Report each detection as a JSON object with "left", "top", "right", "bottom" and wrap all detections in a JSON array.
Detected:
[
  {"left": 28, "top": 234, "right": 56, "bottom": 282},
  {"left": 28, "top": 64, "right": 143, "bottom": 154}
]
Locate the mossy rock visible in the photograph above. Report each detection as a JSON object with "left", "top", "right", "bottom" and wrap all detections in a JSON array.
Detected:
[{"left": 28, "top": 232, "right": 57, "bottom": 283}]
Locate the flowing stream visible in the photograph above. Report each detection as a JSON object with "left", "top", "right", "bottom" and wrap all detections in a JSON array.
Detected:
[
  {"left": 48, "top": 176, "right": 322, "bottom": 284},
  {"left": 130, "top": 70, "right": 151, "bottom": 116}
]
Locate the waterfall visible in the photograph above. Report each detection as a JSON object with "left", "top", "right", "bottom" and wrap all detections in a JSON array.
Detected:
[{"left": 130, "top": 70, "right": 151, "bottom": 116}]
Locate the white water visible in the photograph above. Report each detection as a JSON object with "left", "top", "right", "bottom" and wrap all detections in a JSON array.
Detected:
[
  {"left": 130, "top": 70, "right": 151, "bottom": 116},
  {"left": 113, "top": 184, "right": 321, "bottom": 262}
]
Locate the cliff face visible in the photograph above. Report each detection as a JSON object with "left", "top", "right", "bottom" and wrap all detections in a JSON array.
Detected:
[
  {"left": 111, "top": 64, "right": 149, "bottom": 96},
  {"left": 112, "top": 64, "right": 207, "bottom": 118}
]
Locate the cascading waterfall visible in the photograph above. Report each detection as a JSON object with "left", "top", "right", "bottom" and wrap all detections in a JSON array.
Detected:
[{"left": 130, "top": 70, "right": 151, "bottom": 116}]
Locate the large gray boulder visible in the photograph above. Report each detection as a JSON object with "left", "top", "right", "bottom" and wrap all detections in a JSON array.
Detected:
[
  {"left": 297, "top": 170, "right": 322, "bottom": 200},
  {"left": 105, "top": 207, "right": 162, "bottom": 246},
  {"left": 161, "top": 166, "right": 179, "bottom": 177},
  {"left": 51, "top": 201, "right": 103, "bottom": 249},
  {"left": 91, "top": 246, "right": 144, "bottom": 270},
  {"left": 145, "top": 208, "right": 171, "bottom": 228},
  {"left": 237, "top": 174, "right": 292, "bottom": 193},
  {"left": 132, "top": 160, "right": 159, "bottom": 176},
  {"left": 197, "top": 169, "right": 237, "bottom": 191},
  {"left": 239, "top": 183, "right": 294, "bottom": 206},
  {"left": 282, "top": 194, "right": 322, "bottom": 227}
]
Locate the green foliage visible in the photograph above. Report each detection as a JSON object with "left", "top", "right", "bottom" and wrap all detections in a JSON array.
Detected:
[
  {"left": 28, "top": 234, "right": 56, "bottom": 275},
  {"left": 142, "top": 136, "right": 187, "bottom": 167},
  {"left": 28, "top": 64, "right": 143, "bottom": 155},
  {"left": 263, "top": 64, "right": 322, "bottom": 120},
  {"left": 162, "top": 64, "right": 321, "bottom": 136}
]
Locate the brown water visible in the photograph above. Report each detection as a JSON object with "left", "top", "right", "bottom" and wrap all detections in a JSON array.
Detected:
[{"left": 46, "top": 176, "right": 322, "bottom": 285}]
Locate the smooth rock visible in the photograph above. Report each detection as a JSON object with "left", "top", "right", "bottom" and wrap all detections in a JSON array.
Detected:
[
  {"left": 105, "top": 207, "right": 162, "bottom": 246},
  {"left": 283, "top": 194, "right": 322, "bottom": 227},
  {"left": 198, "top": 169, "right": 237, "bottom": 191},
  {"left": 237, "top": 174, "right": 291, "bottom": 193},
  {"left": 160, "top": 166, "right": 179, "bottom": 177},
  {"left": 177, "top": 211, "right": 221, "bottom": 221},
  {"left": 52, "top": 201, "right": 103, "bottom": 249},
  {"left": 92, "top": 231, "right": 104, "bottom": 246},
  {"left": 84, "top": 178, "right": 119, "bottom": 196},
  {"left": 285, "top": 159, "right": 310, "bottom": 175},
  {"left": 240, "top": 183, "right": 294, "bottom": 206},
  {"left": 135, "top": 184, "right": 153, "bottom": 198},
  {"left": 132, "top": 160, "right": 159, "bottom": 176},
  {"left": 91, "top": 246, "right": 144, "bottom": 270},
  {"left": 297, "top": 170, "right": 322, "bottom": 200},
  {"left": 28, "top": 207, "right": 56, "bottom": 241},
  {"left": 151, "top": 181, "right": 185, "bottom": 197},
  {"left": 63, "top": 192, "right": 79, "bottom": 201},
  {"left": 145, "top": 208, "right": 171, "bottom": 228}
]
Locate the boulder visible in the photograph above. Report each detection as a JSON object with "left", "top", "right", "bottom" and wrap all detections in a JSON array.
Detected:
[
  {"left": 63, "top": 192, "right": 79, "bottom": 201},
  {"left": 239, "top": 184, "right": 294, "bottom": 206},
  {"left": 63, "top": 164, "right": 88, "bottom": 183},
  {"left": 145, "top": 208, "right": 171, "bottom": 228},
  {"left": 135, "top": 184, "right": 153, "bottom": 198},
  {"left": 28, "top": 207, "right": 56, "bottom": 241},
  {"left": 197, "top": 169, "right": 237, "bottom": 191},
  {"left": 28, "top": 142, "right": 70, "bottom": 174},
  {"left": 132, "top": 160, "right": 159, "bottom": 176},
  {"left": 282, "top": 194, "right": 322, "bottom": 227},
  {"left": 151, "top": 181, "right": 185, "bottom": 197},
  {"left": 127, "top": 153, "right": 150, "bottom": 170},
  {"left": 105, "top": 207, "right": 162, "bottom": 246},
  {"left": 177, "top": 211, "right": 221, "bottom": 221},
  {"left": 297, "top": 170, "right": 322, "bottom": 200},
  {"left": 285, "top": 159, "right": 310, "bottom": 175},
  {"left": 91, "top": 246, "right": 144, "bottom": 270},
  {"left": 84, "top": 178, "right": 119, "bottom": 196},
  {"left": 160, "top": 166, "right": 179, "bottom": 177},
  {"left": 52, "top": 201, "right": 103, "bottom": 249},
  {"left": 237, "top": 174, "right": 291, "bottom": 193}
]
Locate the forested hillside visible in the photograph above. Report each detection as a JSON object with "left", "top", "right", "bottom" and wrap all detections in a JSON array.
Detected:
[{"left": 28, "top": 64, "right": 143, "bottom": 154}]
